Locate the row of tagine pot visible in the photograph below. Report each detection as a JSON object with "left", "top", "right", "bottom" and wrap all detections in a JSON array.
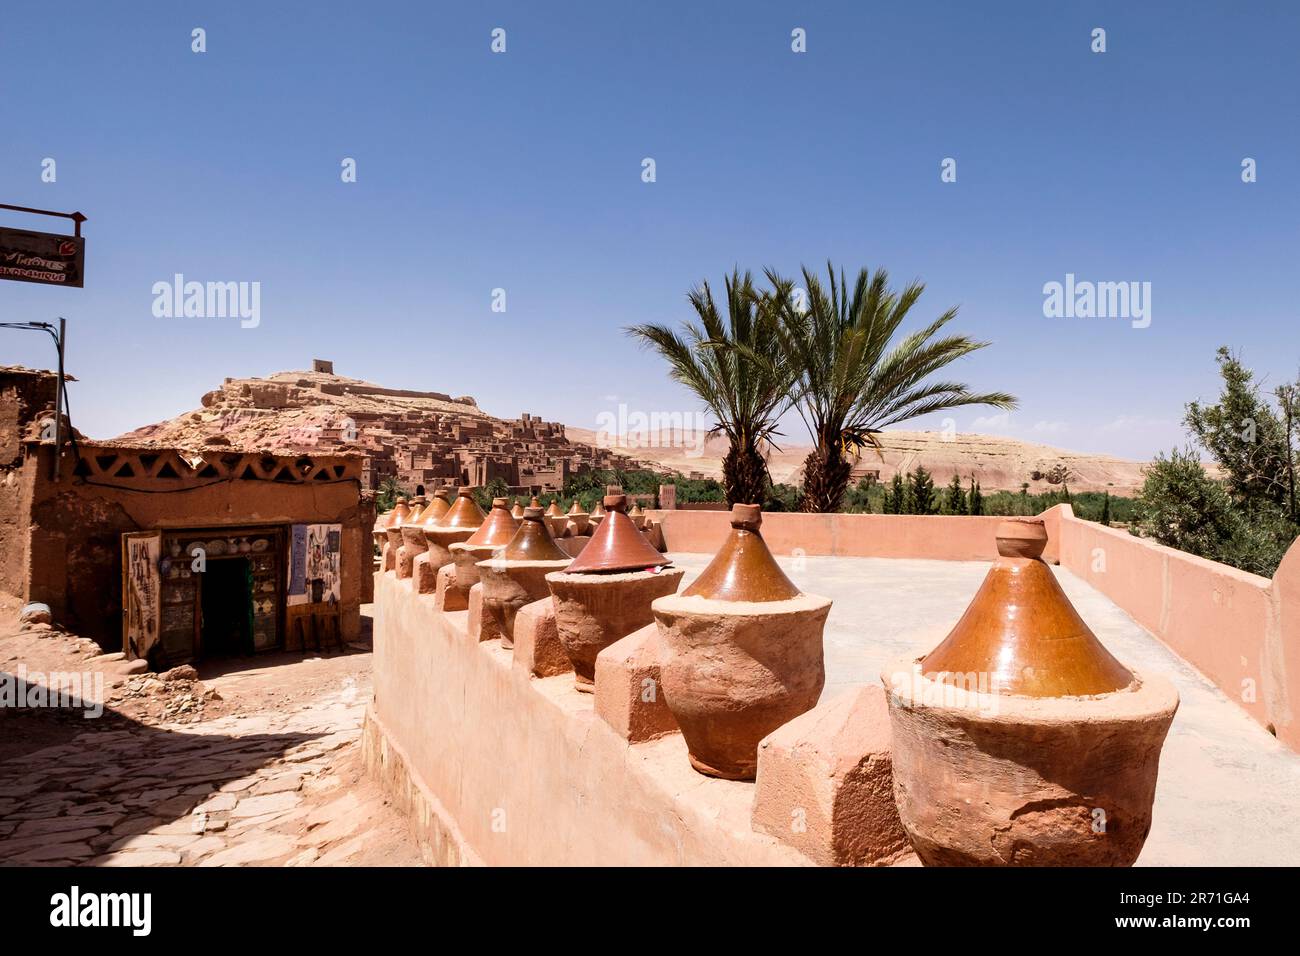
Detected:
[{"left": 377, "top": 493, "right": 1178, "bottom": 866}]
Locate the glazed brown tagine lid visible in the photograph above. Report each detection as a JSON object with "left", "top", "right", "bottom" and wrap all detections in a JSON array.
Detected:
[
  {"left": 567, "top": 500, "right": 585, "bottom": 516},
  {"left": 565, "top": 494, "right": 671, "bottom": 574},
  {"left": 384, "top": 498, "right": 410, "bottom": 528},
  {"left": 436, "top": 487, "right": 486, "bottom": 530},
  {"left": 921, "top": 519, "right": 1134, "bottom": 697},
  {"left": 590, "top": 499, "right": 606, "bottom": 519},
  {"left": 681, "top": 504, "right": 799, "bottom": 601},
  {"left": 499, "top": 506, "right": 570, "bottom": 562},
  {"left": 464, "top": 498, "right": 519, "bottom": 547},
  {"left": 545, "top": 499, "right": 564, "bottom": 518},
  {"left": 510, "top": 499, "right": 525, "bottom": 519},
  {"left": 417, "top": 488, "right": 453, "bottom": 528},
  {"left": 529, "top": 495, "right": 542, "bottom": 509},
  {"left": 405, "top": 495, "right": 427, "bottom": 524}
]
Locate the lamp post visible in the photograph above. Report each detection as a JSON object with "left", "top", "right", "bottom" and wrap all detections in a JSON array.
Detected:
[{"left": 0, "top": 318, "right": 67, "bottom": 480}]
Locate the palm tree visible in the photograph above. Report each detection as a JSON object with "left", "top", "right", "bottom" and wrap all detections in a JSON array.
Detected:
[
  {"left": 627, "top": 271, "right": 796, "bottom": 506},
  {"left": 773, "top": 263, "right": 1016, "bottom": 512}
]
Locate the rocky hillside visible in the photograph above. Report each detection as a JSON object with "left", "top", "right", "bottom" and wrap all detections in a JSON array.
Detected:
[{"left": 117, "top": 368, "right": 495, "bottom": 451}]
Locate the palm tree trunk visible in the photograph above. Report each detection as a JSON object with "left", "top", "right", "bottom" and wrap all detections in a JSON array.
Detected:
[
  {"left": 800, "top": 442, "right": 853, "bottom": 512},
  {"left": 723, "top": 439, "right": 768, "bottom": 506}
]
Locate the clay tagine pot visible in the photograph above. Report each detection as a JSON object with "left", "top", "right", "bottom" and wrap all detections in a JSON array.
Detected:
[
  {"left": 565, "top": 495, "right": 670, "bottom": 574},
  {"left": 547, "top": 498, "right": 684, "bottom": 691},
  {"left": 371, "top": 506, "right": 394, "bottom": 553},
  {"left": 628, "top": 501, "right": 647, "bottom": 530},
  {"left": 563, "top": 500, "right": 591, "bottom": 538},
  {"left": 398, "top": 490, "right": 449, "bottom": 580},
  {"left": 510, "top": 499, "right": 525, "bottom": 519},
  {"left": 449, "top": 497, "right": 520, "bottom": 593},
  {"left": 651, "top": 504, "right": 829, "bottom": 780},
  {"left": 420, "top": 486, "right": 485, "bottom": 581},
  {"left": 882, "top": 518, "right": 1179, "bottom": 866},
  {"left": 381, "top": 498, "right": 411, "bottom": 571},
  {"left": 476, "top": 507, "right": 572, "bottom": 648}
]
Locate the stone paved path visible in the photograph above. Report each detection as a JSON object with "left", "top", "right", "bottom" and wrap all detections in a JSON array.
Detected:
[{"left": 0, "top": 614, "right": 422, "bottom": 867}]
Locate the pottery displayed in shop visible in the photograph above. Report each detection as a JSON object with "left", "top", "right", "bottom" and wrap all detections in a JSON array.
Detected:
[
  {"left": 651, "top": 504, "right": 829, "bottom": 780},
  {"left": 449, "top": 497, "right": 520, "bottom": 593},
  {"left": 882, "top": 518, "right": 1179, "bottom": 866},
  {"left": 547, "top": 500, "right": 684, "bottom": 689},
  {"left": 477, "top": 506, "right": 572, "bottom": 648}
]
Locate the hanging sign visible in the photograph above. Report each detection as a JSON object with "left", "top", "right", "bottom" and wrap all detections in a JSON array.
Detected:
[{"left": 0, "top": 226, "right": 85, "bottom": 287}]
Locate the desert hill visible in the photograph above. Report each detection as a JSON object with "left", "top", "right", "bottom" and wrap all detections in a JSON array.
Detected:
[{"left": 566, "top": 427, "right": 1151, "bottom": 495}]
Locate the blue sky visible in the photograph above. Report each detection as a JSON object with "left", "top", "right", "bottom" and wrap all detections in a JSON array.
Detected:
[{"left": 2, "top": 0, "right": 1297, "bottom": 460}]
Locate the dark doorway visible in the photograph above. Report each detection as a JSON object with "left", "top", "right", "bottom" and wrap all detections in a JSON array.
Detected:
[{"left": 200, "top": 558, "right": 254, "bottom": 657}]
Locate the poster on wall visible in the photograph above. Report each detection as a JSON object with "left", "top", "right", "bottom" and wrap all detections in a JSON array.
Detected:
[
  {"left": 122, "top": 531, "right": 161, "bottom": 659},
  {"left": 287, "top": 523, "right": 341, "bottom": 606}
]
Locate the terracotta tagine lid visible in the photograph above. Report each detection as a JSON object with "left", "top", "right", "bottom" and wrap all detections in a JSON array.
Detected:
[
  {"left": 436, "top": 487, "right": 486, "bottom": 530},
  {"left": 405, "top": 495, "right": 427, "bottom": 524},
  {"left": 564, "top": 494, "right": 671, "bottom": 574},
  {"left": 499, "top": 506, "right": 570, "bottom": 562},
  {"left": 545, "top": 499, "right": 564, "bottom": 518},
  {"left": 465, "top": 497, "right": 520, "bottom": 547},
  {"left": 681, "top": 504, "right": 799, "bottom": 601},
  {"left": 567, "top": 500, "right": 585, "bottom": 517},
  {"left": 384, "top": 498, "right": 410, "bottom": 529},
  {"left": 416, "top": 488, "right": 452, "bottom": 528},
  {"left": 511, "top": 499, "right": 525, "bottom": 519},
  {"left": 590, "top": 499, "right": 606, "bottom": 519},
  {"left": 921, "top": 519, "right": 1134, "bottom": 698},
  {"left": 529, "top": 495, "right": 542, "bottom": 509}
]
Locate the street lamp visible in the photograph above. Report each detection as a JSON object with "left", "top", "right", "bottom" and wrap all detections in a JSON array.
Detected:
[{"left": 0, "top": 317, "right": 67, "bottom": 480}]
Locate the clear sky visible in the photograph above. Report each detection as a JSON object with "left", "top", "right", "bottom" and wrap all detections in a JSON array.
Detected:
[{"left": 2, "top": 1, "right": 1297, "bottom": 460}]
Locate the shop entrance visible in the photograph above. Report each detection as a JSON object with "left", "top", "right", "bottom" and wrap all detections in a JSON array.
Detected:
[
  {"left": 122, "top": 525, "right": 287, "bottom": 667},
  {"left": 200, "top": 557, "right": 254, "bottom": 657}
]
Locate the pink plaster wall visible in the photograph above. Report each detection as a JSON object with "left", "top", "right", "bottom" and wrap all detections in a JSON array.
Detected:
[
  {"left": 647, "top": 510, "right": 1058, "bottom": 562},
  {"left": 370, "top": 571, "right": 813, "bottom": 866}
]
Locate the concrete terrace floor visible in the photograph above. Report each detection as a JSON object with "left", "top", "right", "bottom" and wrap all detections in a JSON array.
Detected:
[{"left": 671, "top": 552, "right": 1300, "bottom": 867}]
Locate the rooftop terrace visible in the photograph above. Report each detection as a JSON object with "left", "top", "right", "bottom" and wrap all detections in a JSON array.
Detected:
[{"left": 669, "top": 551, "right": 1300, "bottom": 866}]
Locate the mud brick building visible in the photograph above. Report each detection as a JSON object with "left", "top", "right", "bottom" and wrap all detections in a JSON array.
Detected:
[{"left": 2, "top": 367, "right": 366, "bottom": 665}]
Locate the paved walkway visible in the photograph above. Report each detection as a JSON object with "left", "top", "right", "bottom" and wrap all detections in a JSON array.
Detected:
[
  {"left": 673, "top": 553, "right": 1300, "bottom": 867},
  {"left": 0, "top": 620, "right": 421, "bottom": 867}
]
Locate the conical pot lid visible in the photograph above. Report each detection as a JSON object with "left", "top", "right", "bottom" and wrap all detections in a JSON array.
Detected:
[
  {"left": 499, "top": 506, "right": 570, "bottom": 562},
  {"left": 545, "top": 499, "right": 564, "bottom": 518},
  {"left": 590, "top": 500, "right": 606, "bottom": 519},
  {"left": 405, "top": 496, "right": 427, "bottom": 524},
  {"left": 921, "top": 519, "right": 1134, "bottom": 697},
  {"left": 436, "top": 487, "right": 486, "bottom": 530},
  {"left": 564, "top": 494, "right": 671, "bottom": 573},
  {"left": 681, "top": 504, "right": 799, "bottom": 601},
  {"left": 465, "top": 498, "right": 520, "bottom": 546},
  {"left": 567, "top": 500, "right": 586, "bottom": 516},
  {"left": 529, "top": 496, "right": 542, "bottom": 509},
  {"left": 417, "top": 488, "right": 453, "bottom": 528},
  {"left": 510, "top": 499, "right": 525, "bottom": 519},
  {"left": 383, "top": 499, "right": 410, "bottom": 529}
]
